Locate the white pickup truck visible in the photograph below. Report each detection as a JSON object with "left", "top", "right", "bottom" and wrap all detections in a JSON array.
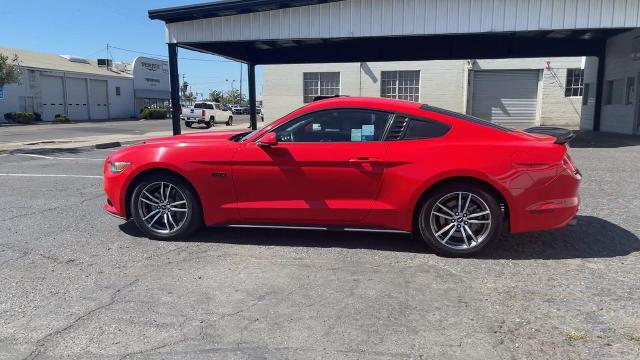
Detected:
[{"left": 180, "top": 102, "right": 234, "bottom": 128}]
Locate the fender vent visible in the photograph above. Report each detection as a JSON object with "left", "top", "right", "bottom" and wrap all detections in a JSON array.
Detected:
[{"left": 386, "top": 116, "right": 409, "bottom": 140}]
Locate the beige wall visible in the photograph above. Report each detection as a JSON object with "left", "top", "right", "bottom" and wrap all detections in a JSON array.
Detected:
[{"left": 263, "top": 57, "right": 584, "bottom": 128}]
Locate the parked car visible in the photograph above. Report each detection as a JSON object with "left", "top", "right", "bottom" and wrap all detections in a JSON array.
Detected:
[
  {"left": 231, "top": 105, "right": 244, "bottom": 115},
  {"left": 181, "top": 102, "right": 233, "bottom": 128},
  {"left": 104, "top": 97, "right": 580, "bottom": 256}
]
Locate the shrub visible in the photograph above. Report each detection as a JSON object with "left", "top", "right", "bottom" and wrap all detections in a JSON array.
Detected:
[
  {"left": 54, "top": 114, "right": 71, "bottom": 123},
  {"left": 4, "top": 112, "right": 36, "bottom": 124},
  {"left": 140, "top": 108, "right": 168, "bottom": 120},
  {"left": 33, "top": 112, "right": 42, "bottom": 122}
]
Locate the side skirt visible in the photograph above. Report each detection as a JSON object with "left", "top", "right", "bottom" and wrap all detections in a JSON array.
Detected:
[{"left": 214, "top": 224, "right": 411, "bottom": 235}]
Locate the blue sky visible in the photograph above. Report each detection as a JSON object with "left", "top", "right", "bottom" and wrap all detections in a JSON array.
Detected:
[{"left": 0, "top": 0, "right": 261, "bottom": 97}]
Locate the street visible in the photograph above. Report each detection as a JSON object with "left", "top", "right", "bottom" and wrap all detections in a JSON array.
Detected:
[
  {"left": 0, "top": 116, "right": 258, "bottom": 149},
  {"left": 0, "top": 133, "right": 639, "bottom": 359}
]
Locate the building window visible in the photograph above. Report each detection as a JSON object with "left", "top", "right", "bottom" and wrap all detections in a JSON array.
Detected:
[
  {"left": 565, "top": 68, "right": 584, "bottom": 97},
  {"left": 604, "top": 79, "right": 625, "bottom": 105},
  {"left": 115, "top": 86, "right": 121, "bottom": 96},
  {"left": 626, "top": 77, "right": 636, "bottom": 105},
  {"left": 303, "top": 72, "right": 340, "bottom": 103},
  {"left": 381, "top": 71, "right": 420, "bottom": 102}
]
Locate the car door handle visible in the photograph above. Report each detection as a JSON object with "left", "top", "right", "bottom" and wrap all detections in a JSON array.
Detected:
[{"left": 349, "top": 157, "right": 380, "bottom": 164}]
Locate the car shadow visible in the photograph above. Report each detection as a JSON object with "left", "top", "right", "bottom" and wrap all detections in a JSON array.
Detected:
[
  {"left": 570, "top": 131, "right": 640, "bottom": 148},
  {"left": 118, "top": 215, "right": 640, "bottom": 260}
]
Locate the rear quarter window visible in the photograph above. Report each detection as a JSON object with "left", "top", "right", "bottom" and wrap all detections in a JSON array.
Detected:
[{"left": 403, "top": 118, "right": 451, "bottom": 140}]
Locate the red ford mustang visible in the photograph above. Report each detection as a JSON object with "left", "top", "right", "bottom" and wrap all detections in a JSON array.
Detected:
[{"left": 104, "top": 97, "right": 580, "bottom": 256}]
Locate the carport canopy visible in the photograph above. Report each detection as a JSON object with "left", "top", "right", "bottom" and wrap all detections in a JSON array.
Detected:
[{"left": 148, "top": 0, "right": 640, "bottom": 134}]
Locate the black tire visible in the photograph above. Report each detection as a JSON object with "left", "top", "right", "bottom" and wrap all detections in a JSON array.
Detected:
[
  {"left": 226, "top": 116, "right": 233, "bottom": 126},
  {"left": 185, "top": 122, "right": 193, "bottom": 128},
  {"left": 130, "top": 174, "right": 202, "bottom": 241},
  {"left": 206, "top": 116, "right": 214, "bottom": 128},
  {"left": 416, "top": 182, "right": 502, "bottom": 257}
]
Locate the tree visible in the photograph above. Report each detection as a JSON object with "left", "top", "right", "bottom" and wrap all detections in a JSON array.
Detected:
[
  {"left": 0, "top": 53, "right": 21, "bottom": 87},
  {"left": 208, "top": 89, "right": 224, "bottom": 103},
  {"left": 223, "top": 88, "right": 246, "bottom": 106},
  {"left": 180, "top": 80, "right": 189, "bottom": 103}
]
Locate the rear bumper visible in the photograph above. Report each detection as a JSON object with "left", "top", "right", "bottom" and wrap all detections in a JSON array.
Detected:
[{"left": 510, "top": 168, "right": 581, "bottom": 233}]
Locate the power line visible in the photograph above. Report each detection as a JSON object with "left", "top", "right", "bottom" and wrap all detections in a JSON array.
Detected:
[{"left": 109, "top": 45, "right": 235, "bottom": 63}]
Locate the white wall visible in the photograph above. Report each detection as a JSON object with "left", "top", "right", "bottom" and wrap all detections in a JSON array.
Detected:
[
  {"left": 108, "top": 77, "right": 135, "bottom": 119},
  {"left": 263, "top": 60, "right": 467, "bottom": 122},
  {"left": 263, "top": 58, "right": 583, "bottom": 127},
  {"left": 580, "top": 57, "right": 599, "bottom": 131},
  {"left": 596, "top": 29, "right": 640, "bottom": 134}
]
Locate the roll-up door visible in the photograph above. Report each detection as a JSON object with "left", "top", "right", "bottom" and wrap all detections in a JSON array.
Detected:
[{"left": 471, "top": 70, "right": 540, "bottom": 129}]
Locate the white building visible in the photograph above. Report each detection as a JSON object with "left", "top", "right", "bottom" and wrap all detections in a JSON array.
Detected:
[
  {"left": 263, "top": 57, "right": 585, "bottom": 129},
  {"left": 0, "top": 47, "right": 134, "bottom": 122},
  {"left": 581, "top": 29, "right": 640, "bottom": 135},
  {"left": 0, "top": 48, "right": 170, "bottom": 122}
]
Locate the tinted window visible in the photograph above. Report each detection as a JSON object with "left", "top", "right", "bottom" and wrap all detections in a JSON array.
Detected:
[
  {"left": 403, "top": 118, "right": 451, "bottom": 140},
  {"left": 275, "top": 109, "right": 393, "bottom": 143},
  {"left": 193, "top": 103, "right": 204, "bottom": 109}
]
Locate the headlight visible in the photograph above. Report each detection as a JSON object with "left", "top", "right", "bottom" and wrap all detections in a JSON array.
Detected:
[{"left": 109, "top": 162, "right": 130, "bottom": 173}]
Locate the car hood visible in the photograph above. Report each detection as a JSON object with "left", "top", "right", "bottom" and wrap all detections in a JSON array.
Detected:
[{"left": 143, "top": 130, "right": 247, "bottom": 145}]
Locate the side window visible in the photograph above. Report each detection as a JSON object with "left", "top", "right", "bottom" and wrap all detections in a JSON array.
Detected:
[
  {"left": 275, "top": 109, "right": 393, "bottom": 143},
  {"left": 193, "top": 103, "right": 203, "bottom": 109},
  {"left": 402, "top": 118, "right": 451, "bottom": 140}
]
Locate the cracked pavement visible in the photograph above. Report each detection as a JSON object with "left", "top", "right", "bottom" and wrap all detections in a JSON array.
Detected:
[{"left": 0, "top": 134, "right": 639, "bottom": 359}]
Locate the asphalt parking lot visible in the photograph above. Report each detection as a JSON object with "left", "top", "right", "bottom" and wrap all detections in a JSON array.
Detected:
[{"left": 0, "top": 133, "right": 639, "bottom": 359}]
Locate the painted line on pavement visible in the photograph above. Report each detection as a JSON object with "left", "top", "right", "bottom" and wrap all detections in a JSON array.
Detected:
[
  {"left": 12, "top": 153, "right": 104, "bottom": 161},
  {"left": 0, "top": 173, "right": 102, "bottom": 179}
]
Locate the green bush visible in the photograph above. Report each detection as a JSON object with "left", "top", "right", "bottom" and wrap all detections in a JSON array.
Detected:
[
  {"left": 54, "top": 114, "right": 71, "bottom": 123},
  {"left": 140, "top": 108, "right": 168, "bottom": 120},
  {"left": 4, "top": 112, "right": 37, "bottom": 124}
]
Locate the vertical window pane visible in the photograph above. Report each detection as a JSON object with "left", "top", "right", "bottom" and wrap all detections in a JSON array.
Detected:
[{"left": 565, "top": 68, "right": 584, "bottom": 98}]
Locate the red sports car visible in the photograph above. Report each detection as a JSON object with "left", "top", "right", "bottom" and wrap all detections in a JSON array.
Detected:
[{"left": 104, "top": 97, "right": 580, "bottom": 256}]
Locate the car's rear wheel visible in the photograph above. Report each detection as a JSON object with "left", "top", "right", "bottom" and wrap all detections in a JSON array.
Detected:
[
  {"left": 185, "top": 122, "right": 192, "bottom": 128},
  {"left": 417, "top": 183, "right": 502, "bottom": 257},
  {"left": 226, "top": 116, "right": 233, "bottom": 126},
  {"left": 130, "top": 174, "right": 202, "bottom": 240},
  {"left": 206, "top": 116, "right": 214, "bottom": 128}
]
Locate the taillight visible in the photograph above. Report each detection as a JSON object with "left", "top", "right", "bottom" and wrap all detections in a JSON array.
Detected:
[{"left": 202, "top": 110, "right": 206, "bottom": 117}]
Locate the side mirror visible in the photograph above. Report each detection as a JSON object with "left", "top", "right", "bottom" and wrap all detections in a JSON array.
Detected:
[{"left": 257, "top": 132, "right": 278, "bottom": 147}]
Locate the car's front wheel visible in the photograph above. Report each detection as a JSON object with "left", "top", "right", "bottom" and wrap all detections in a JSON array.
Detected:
[
  {"left": 130, "top": 174, "right": 202, "bottom": 240},
  {"left": 417, "top": 183, "right": 502, "bottom": 257}
]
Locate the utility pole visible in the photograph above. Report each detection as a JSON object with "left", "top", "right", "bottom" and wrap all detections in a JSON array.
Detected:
[{"left": 239, "top": 63, "right": 243, "bottom": 105}]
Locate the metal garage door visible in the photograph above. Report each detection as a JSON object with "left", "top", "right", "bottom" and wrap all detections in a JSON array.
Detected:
[
  {"left": 40, "top": 75, "right": 65, "bottom": 121},
  {"left": 89, "top": 80, "right": 109, "bottom": 120},
  {"left": 66, "top": 78, "right": 89, "bottom": 121},
  {"left": 471, "top": 70, "right": 540, "bottom": 129}
]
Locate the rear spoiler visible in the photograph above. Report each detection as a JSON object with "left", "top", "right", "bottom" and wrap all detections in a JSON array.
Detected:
[{"left": 524, "top": 127, "right": 576, "bottom": 144}]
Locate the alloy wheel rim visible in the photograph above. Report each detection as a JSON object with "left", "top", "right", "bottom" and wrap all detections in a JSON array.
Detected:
[
  {"left": 429, "top": 192, "right": 492, "bottom": 250},
  {"left": 138, "top": 182, "right": 188, "bottom": 234}
]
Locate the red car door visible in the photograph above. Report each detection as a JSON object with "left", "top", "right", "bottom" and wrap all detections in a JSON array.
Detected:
[{"left": 232, "top": 109, "right": 392, "bottom": 224}]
